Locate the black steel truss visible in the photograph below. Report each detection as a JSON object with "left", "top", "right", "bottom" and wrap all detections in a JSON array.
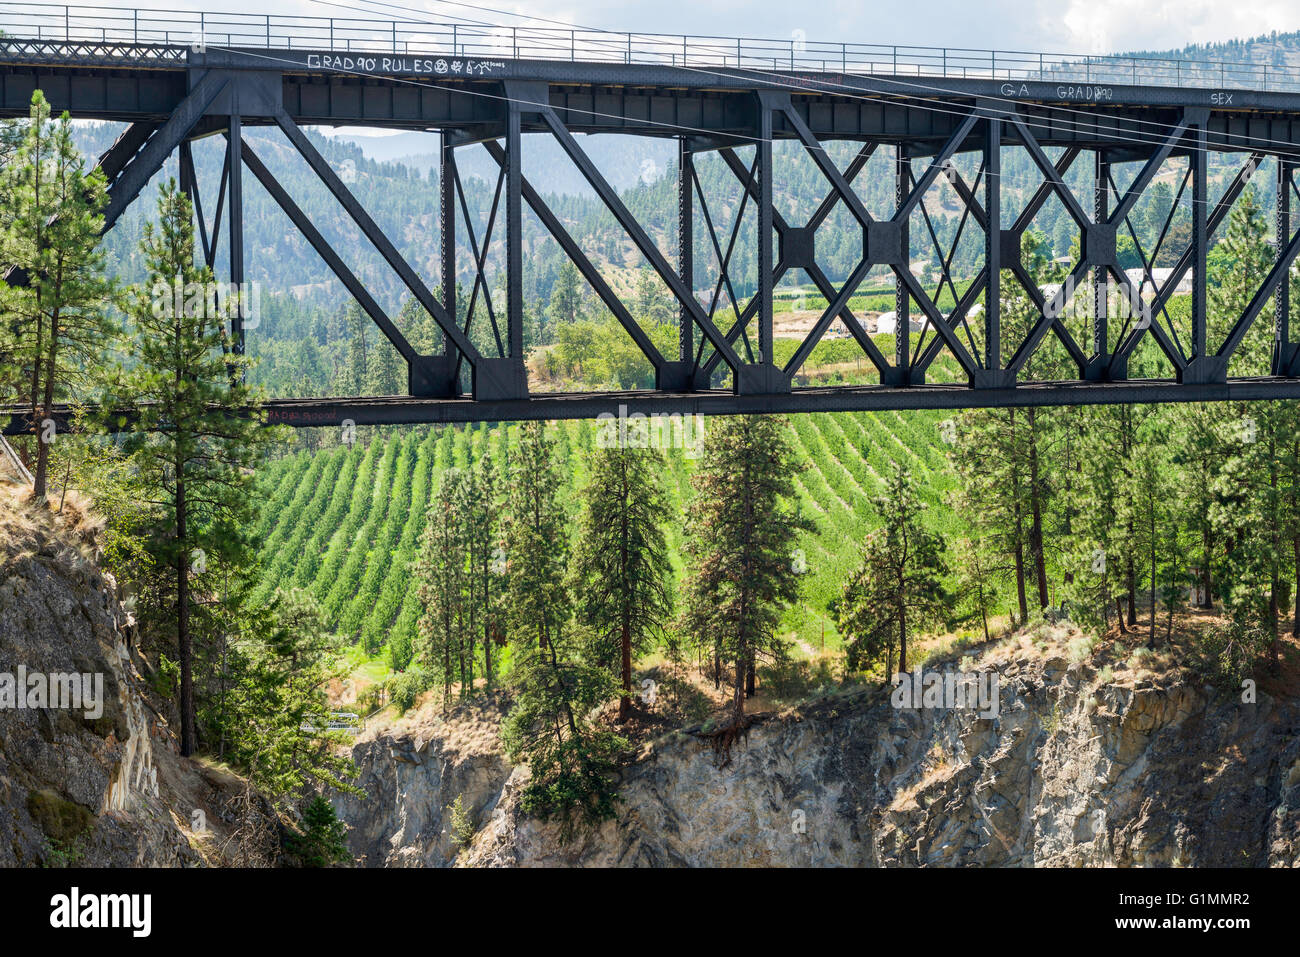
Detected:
[{"left": 5, "top": 49, "right": 1300, "bottom": 432}]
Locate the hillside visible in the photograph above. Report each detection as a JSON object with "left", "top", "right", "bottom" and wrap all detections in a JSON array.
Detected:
[{"left": 253, "top": 405, "right": 957, "bottom": 681}]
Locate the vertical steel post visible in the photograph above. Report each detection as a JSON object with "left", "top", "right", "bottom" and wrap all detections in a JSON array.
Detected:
[
  {"left": 505, "top": 99, "right": 524, "bottom": 365},
  {"left": 227, "top": 110, "right": 245, "bottom": 358},
  {"left": 757, "top": 101, "right": 774, "bottom": 364},
  {"left": 1192, "top": 126, "right": 1208, "bottom": 358},
  {"left": 441, "top": 130, "right": 457, "bottom": 360},
  {"left": 678, "top": 137, "right": 694, "bottom": 365},
  {"left": 985, "top": 117, "right": 1001, "bottom": 371},
  {"left": 895, "top": 143, "right": 910, "bottom": 381},
  {"left": 1277, "top": 157, "right": 1293, "bottom": 374},
  {"left": 1094, "top": 149, "right": 1110, "bottom": 361}
]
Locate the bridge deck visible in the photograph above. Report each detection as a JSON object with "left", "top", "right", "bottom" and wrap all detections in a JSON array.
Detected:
[{"left": 5, "top": 4, "right": 1300, "bottom": 427}]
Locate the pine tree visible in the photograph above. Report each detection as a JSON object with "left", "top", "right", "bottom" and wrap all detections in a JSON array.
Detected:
[
  {"left": 1213, "top": 401, "right": 1296, "bottom": 673},
  {"left": 222, "top": 589, "right": 356, "bottom": 797},
  {"left": 415, "top": 467, "right": 468, "bottom": 710},
  {"left": 948, "top": 408, "right": 1032, "bottom": 623},
  {"left": 288, "top": 795, "right": 351, "bottom": 867},
  {"left": 834, "top": 463, "right": 949, "bottom": 678},
  {"left": 503, "top": 422, "right": 569, "bottom": 650},
  {"left": 0, "top": 91, "right": 116, "bottom": 502},
  {"left": 680, "top": 415, "right": 811, "bottom": 723},
  {"left": 498, "top": 421, "right": 626, "bottom": 839},
  {"left": 462, "top": 449, "right": 502, "bottom": 686},
  {"left": 570, "top": 444, "right": 673, "bottom": 720},
  {"left": 549, "top": 259, "right": 582, "bottom": 326},
  {"left": 123, "top": 179, "right": 278, "bottom": 756}
]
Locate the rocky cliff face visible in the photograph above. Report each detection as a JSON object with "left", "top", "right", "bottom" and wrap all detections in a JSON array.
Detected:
[
  {"left": 332, "top": 694, "right": 512, "bottom": 867},
  {"left": 340, "top": 632, "right": 1300, "bottom": 868},
  {"left": 0, "top": 493, "right": 195, "bottom": 866},
  {"left": 0, "top": 491, "right": 272, "bottom": 867}
]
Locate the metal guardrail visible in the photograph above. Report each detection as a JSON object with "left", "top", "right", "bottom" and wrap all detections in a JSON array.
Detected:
[{"left": 0, "top": 2, "right": 1294, "bottom": 92}]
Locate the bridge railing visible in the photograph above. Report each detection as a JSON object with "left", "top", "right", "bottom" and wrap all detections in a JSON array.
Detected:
[{"left": 0, "top": 2, "right": 1295, "bottom": 92}]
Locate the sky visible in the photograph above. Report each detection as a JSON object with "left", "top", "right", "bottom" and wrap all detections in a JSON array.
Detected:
[{"left": 65, "top": 0, "right": 1300, "bottom": 60}]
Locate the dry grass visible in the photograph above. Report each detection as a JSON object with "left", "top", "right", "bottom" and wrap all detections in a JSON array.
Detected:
[{"left": 0, "top": 484, "right": 105, "bottom": 564}]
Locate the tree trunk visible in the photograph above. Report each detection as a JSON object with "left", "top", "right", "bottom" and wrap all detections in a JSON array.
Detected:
[
  {"left": 177, "top": 480, "right": 196, "bottom": 757},
  {"left": 618, "top": 618, "right": 632, "bottom": 721},
  {"left": 1027, "top": 409, "right": 1049, "bottom": 611},
  {"left": 1200, "top": 547, "right": 1214, "bottom": 609},
  {"left": 978, "top": 579, "right": 990, "bottom": 644},
  {"left": 1126, "top": 555, "right": 1137, "bottom": 627},
  {"left": 1148, "top": 502, "right": 1157, "bottom": 648},
  {"left": 732, "top": 647, "right": 745, "bottom": 721},
  {"left": 1013, "top": 542, "right": 1028, "bottom": 625},
  {"left": 897, "top": 597, "right": 908, "bottom": 675},
  {"left": 745, "top": 657, "right": 756, "bottom": 698},
  {"left": 1293, "top": 534, "right": 1299, "bottom": 640},
  {"left": 32, "top": 320, "right": 58, "bottom": 503}
]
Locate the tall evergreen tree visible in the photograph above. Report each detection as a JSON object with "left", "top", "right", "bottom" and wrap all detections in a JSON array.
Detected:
[
  {"left": 503, "top": 422, "right": 570, "bottom": 650},
  {"left": 834, "top": 463, "right": 949, "bottom": 677},
  {"left": 570, "top": 444, "right": 673, "bottom": 720},
  {"left": 123, "top": 179, "right": 277, "bottom": 756},
  {"left": 221, "top": 589, "right": 356, "bottom": 797},
  {"left": 680, "top": 415, "right": 810, "bottom": 723},
  {"left": 0, "top": 91, "right": 116, "bottom": 502},
  {"left": 415, "top": 467, "right": 468, "bottom": 709},
  {"left": 499, "top": 421, "right": 626, "bottom": 838}
]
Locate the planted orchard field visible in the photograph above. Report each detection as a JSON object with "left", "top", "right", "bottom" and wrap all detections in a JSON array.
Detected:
[{"left": 254, "top": 408, "right": 954, "bottom": 674}]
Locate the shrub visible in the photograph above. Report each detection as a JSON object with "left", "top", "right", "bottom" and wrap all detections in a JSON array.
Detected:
[
  {"left": 388, "top": 667, "right": 429, "bottom": 715},
  {"left": 287, "top": 796, "right": 350, "bottom": 867},
  {"left": 447, "top": 795, "right": 476, "bottom": 851},
  {"left": 150, "top": 652, "right": 180, "bottom": 700}
]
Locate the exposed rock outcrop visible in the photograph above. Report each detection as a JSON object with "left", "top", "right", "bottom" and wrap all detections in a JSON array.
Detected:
[
  {"left": 332, "top": 694, "right": 513, "bottom": 867},
  {"left": 0, "top": 492, "right": 195, "bottom": 865},
  {"left": 424, "top": 646, "right": 1300, "bottom": 867},
  {"left": 0, "top": 491, "right": 272, "bottom": 867}
]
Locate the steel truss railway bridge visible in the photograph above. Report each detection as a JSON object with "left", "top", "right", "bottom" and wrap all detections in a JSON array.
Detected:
[{"left": 6, "top": 3, "right": 1300, "bottom": 432}]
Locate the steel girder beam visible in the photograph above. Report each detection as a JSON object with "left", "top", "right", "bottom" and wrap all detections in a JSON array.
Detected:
[
  {"left": 1109, "top": 141, "right": 1264, "bottom": 378},
  {"left": 678, "top": 138, "right": 695, "bottom": 372},
  {"left": 269, "top": 109, "right": 513, "bottom": 399},
  {"left": 440, "top": 130, "right": 456, "bottom": 362},
  {"left": 238, "top": 140, "right": 455, "bottom": 397},
  {"left": 227, "top": 108, "right": 245, "bottom": 357},
  {"left": 894, "top": 144, "right": 911, "bottom": 384},
  {"left": 529, "top": 99, "right": 749, "bottom": 385},
  {"left": 98, "top": 121, "right": 159, "bottom": 185},
  {"left": 704, "top": 142, "right": 887, "bottom": 381},
  {"left": 984, "top": 118, "right": 1004, "bottom": 382},
  {"left": 452, "top": 159, "right": 507, "bottom": 371},
  {"left": 2, "top": 118, "right": 160, "bottom": 287},
  {"left": 1093, "top": 150, "right": 1111, "bottom": 374},
  {"left": 102, "top": 70, "right": 228, "bottom": 233},
  {"left": 504, "top": 90, "right": 525, "bottom": 382},
  {"left": 480, "top": 139, "right": 671, "bottom": 383},
  {"left": 1218, "top": 225, "right": 1300, "bottom": 360},
  {"left": 756, "top": 93, "right": 775, "bottom": 371},
  {"left": 22, "top": 376, "right": 1300, "bottom": 437},
  {"left": 1276, "top": 159, "right": 1300, "bottom": 376}
]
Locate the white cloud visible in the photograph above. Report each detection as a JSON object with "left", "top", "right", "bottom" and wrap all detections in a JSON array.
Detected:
[{"left": 1057, "top": 0, "right": 1297, "bottom": 54}]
